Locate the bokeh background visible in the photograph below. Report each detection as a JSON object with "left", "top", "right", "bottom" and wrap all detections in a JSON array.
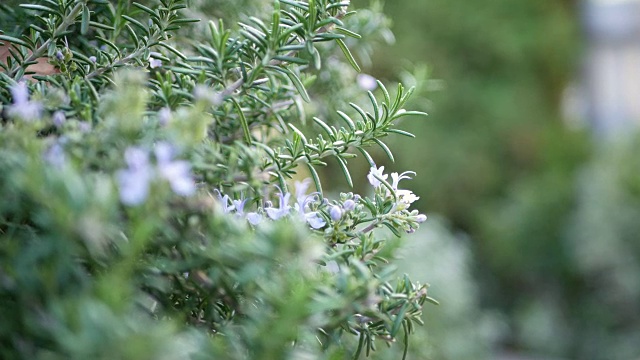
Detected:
[{"left": 343, "top": 0, "right": 640, "bottom": 358}]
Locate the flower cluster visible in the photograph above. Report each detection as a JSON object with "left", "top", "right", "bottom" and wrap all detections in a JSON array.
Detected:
[
  {"left": 213, "top": 165, "right": 427, "bottom": 235},
  {"left": 116, "top": 143, "right": 195, "bottom": 206},
  {"left": 216, "top": 179, "right": 332, "bottom": 229},
  {"left": 8, "top": 82, "right": 42, "bottom": 121},
  {"left": 369, "top": 166, "right": 423, "bottom": 214}
]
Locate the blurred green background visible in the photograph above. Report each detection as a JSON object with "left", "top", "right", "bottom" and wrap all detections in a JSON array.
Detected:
[{"left": 346, "top": 0, "right": 640, "bottom": 359}]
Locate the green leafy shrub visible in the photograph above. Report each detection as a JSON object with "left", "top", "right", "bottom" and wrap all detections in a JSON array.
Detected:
[{"left": 0, "top": 1, "right": 432, "bottom": 359}]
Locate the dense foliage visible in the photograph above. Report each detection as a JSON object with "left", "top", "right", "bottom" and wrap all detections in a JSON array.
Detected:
[{"left": 0, "top": 1, "right": 433, "bottom": 359}]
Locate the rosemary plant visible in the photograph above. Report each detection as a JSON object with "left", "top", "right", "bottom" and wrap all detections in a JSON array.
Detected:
[{"left": 0, "top": 1, "right": 432, "bottom": 359}]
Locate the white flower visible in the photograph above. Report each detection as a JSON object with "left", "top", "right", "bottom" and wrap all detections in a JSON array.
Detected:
[
  {"left": 390, "top": 171, "right": 415, "bottom": 190},
  {"left": 367, "top": 165, "right": 388, "bottom": 187}
]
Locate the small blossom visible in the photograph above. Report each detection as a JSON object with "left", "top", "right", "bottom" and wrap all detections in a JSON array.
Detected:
[
  {"left": 149, "top": 59, "right": 162, "bottom": 69},
  {"left": 214, "top": 190, "right": 234, "bottom": 214},
  {"left": 78, "top": 121, "right": 91, "bottom": 133},
  {"left": 265, "top": 190, "right": 291, "bottom": 220},
  {"left": 232, "top": 198, "right": 247, "bottom": 216},
  {"left": 55, "top": 51, "right": 64, "bottom": 61},
  {"left": 158, "top": 160, "right": 195, "bottom": 196},
  {"left": 155, "top": 143, "right": 195, "bottom": 196},
  {"left": 356, "top": 73, "right": 378, "bottom": 91},
  {"left": 397, "top": 189, "right": 419, "bottom": 205},
  {"left": 117, "top": 147, "right": 152, "bottom": 206},
  {"left": 247, "top": 212, "right": 262, "bottom": 225},
  {"left": 325, "top": 260, "right": 340, "bottom": 274},
  {"left": 367, "top": 165, "right": 388, "bottom": 188},
  {"left": 154, "top": 142, "right": 174, "bottom": 164},
  {"left": 329, "top": 205, "right": 342, "bottom": 221},
  {"left": 158, "top": 107, "right": 172, "bottom": 126},
  {"left": 52, "top": 111, "right": 66, "bottom": 128},
  {"left": 293, "top": 178, "right": 317, "bottom": 215},
  {"left": 194, "top": 85, "right": 223, "bottom": 106},
  {"left": 415, "top": 214, "right": 427, "bottom": 223},
  {"left": 390, "top": 171, "right": 415, "bottom": 190},
  {"left": 43, "top": 142, "right": 66, "bottom": 167},
  {"left": 305, "top": 211, "right": 326, "bottom": 229},
  {"left": 8, "top": 82, "right": 42, "bottom": 121},
  {"left": 124, "top": 147, "right": 149, "bottom": 171},
  {"left": 343, "top": 199, "right": 356, "bottom": 211},
  {"left": 89, "top": 56, "right": 97, "bottom": 63}
]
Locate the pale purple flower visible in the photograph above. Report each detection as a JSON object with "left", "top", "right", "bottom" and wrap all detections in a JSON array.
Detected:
[
  {"left": 325, "top": 260, "right": 340, "bottom": 274},
  {"left": 329, "top": 205, "right": 342, "bottom": 221},
  {"left": 356, "top": 73, "right": 378, "bottom": 91},
  {"left": 194, "top": 85, "right": 223, "bottom": 106},
  {"left": 415, "top": 214, "right": 427, "bottom": 223},
  {"left": 367, "top": 165, "right": 388, "bottom": 187},
  {"left": 343, "top": 199, "right": 356, "bottom": 211},
  {"left": 158, "top": 107, "right": 172, "bottom": 126},
  {"left": 55, "top": 51, "right": 63, "bottom": 61},
  {"left": 305, "top": 211, "right": 326, "bottom": 229},
  {"left": 155, "top": 142, "right": 196, "bottom": 196},
  {"left": 154, "top": 142, "right": 174, "bottom": 163},
  {"left": 293, "top": 179, "right": 316, "bottom": 215},
  {"left": 247, "top": 212, "right": 262, "bottom": 225},
  {"left": 8, "top": 82, "right": 42, "bottom": 121},
  {"left": 214, "top": 190, "right": 234, "bottom": 214},
  {"left": 265, "top": 190, "right": 291, "bottom": 220},
  {"left": 52, "top": 111, "right": 66, "bottom": 128},
  {"left": 89, "top": 56, "right": 97, "bottom": 63},
  {"left": 78, "top": 121, "right": 91, "bottom": 133},
  {"left": 125, "top": 147, "right": 150, "bottom": 171},
  {"left": 149, "top": 59, "right": 162, "bottom": 69},
  {"left": 117, "top": 147, "right": 152, "bottom": 206},
  {"left": 158, "top": 160, "right": 195, "bottom": 196},
  {"left": 43, "top": 142, "right": 66, "bottom": 167},
  {"left": 232, "top": 198, "right": 247, "bottom": 216}
]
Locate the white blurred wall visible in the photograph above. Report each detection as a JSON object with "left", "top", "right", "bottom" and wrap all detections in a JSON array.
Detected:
[{"left": 583, "top": 0, "right": 640, "bottom": 138}]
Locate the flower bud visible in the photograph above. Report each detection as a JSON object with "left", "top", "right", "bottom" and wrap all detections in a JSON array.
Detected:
[
  {"left": 343, "top": 199, "right": 356, "bottom": 211},
  {"left": 415, "top": 214, "right": 427, "bottom": 223},
  {"left": 52, "top": 111, "right": 66, "bottom": 128},
  {"left": 329, "top": 205, "right": 342, "bottom": 221}
]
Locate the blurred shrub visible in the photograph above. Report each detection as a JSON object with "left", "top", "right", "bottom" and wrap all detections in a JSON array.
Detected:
[
  {"left": 346, "top": 0, "right": 627, "bottom": 358},
  {"left": 565, "top": 136, "right": 640, "bottom": 360}
]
